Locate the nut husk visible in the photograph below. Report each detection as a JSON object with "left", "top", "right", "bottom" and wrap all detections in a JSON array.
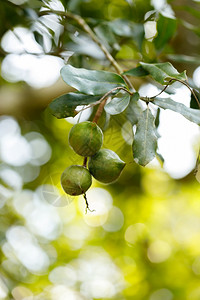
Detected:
[
  {"left": 69, "top": 121, "right": 103, "bottom": 156},
  {"left": 88, "top": 149, "right": 125, "bottom": 183},
  {"left": 61, "top": 165, "right": 92, "bottom": 195}
]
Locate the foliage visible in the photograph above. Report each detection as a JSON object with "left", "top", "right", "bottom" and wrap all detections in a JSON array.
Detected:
[{"left": 0, "top": 0, "right": 200, "bottom": 299}]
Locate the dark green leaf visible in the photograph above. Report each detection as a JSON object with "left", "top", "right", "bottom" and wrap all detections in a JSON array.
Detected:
[
  {"left": 154, "top": 14, "right": 177, "bottom": 50},
  {"left": 123, "top": 66, "right": 149, "bottom": 77},
  {"left": 104, "top": 94, "right": 130, "bottom": 115},
  {"left": 33, "top": 31, "right": 44, "bottom": 47},
  {"left": 156, "top": 152, "right": 164, "bottom": 166},
  {"left": 153, "top": 97, "right": 200, "bottom": 125},
  {"left": 126, "top": 93, "right": 142, "bottom": 125},
  {"left": 133, "top": 108, "right": 158, "bottom": 166},
  {"left": 190, "top": 90, "right": 200, "bottom": 109},
  {"left": 140, "top": 62, "right": 187, "bottom": 85},
  {"left": 60, "top": 65, "right": 127, "bottom": 95},
  {"left": 49, "top": 93, "right": 102, "bottom": 119},
  {"left": 155, "top": 108, "right": 160, "bottom": 128}
]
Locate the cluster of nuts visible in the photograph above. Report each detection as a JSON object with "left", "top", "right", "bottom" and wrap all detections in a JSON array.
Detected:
[{"left": 61, "top": 121, "right": 125, "bottom": 196}]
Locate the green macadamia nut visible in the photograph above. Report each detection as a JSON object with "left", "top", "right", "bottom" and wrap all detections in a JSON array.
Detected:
[
  {"left": 69, "top": 121, "right": 103, "bottom": 156},
  {"left": 88, "top": 149, "right": 126, "bottom": 184},
  {"left": 61, "top": 165, "right": 92, "bottom": 195}
]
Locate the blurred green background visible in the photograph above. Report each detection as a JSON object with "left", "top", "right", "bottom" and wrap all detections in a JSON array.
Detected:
[{"left": 1, "top": 0, "right": 200, "bottom": 299}]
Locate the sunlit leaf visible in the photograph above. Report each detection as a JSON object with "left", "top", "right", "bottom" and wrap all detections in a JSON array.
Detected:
[
  {"left": 61, "top": 65, "right": 127, "bottom": 95},
  {"left": 140, "top": 62, "right": 187, "bottom": 84},
  {"left": 153, "top": 97, "right": 200, "bottom": 125},
  {"left": 49, "top": 92, "right": 102, "bottom": 118},
  {"left": 133, "top": 108, "right": 158, "bottom": 166},
  {"left": 105, "top": 94, "right": 130, "bottom": 115}
]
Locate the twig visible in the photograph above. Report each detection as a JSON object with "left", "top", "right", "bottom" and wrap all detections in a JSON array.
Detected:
[
  {"left": 83, "top": 157, "right": 88, "bottom": 167},
  {"left": 84, "top": 193, "right": 95, "bottom": 214},
  {"left": 77, "top": 86, "right": 133, "bottom": 115},
  {"left": 80, "top": 86, "right": 132, "bottom": 168},
  {"left": 92, "top": 98, "right": 107, "bottom": 124},
  {"left": 149, "top": 78, "right": 200, "bottom": 108},
  {"left": 140, "top": 78, "right": 200, "bottom": 109},
  {"left": 168, "top": 78, "right": 200, "bottom": 109}
]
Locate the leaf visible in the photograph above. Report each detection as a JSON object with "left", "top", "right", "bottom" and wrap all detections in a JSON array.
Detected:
[
  {"left": 132, "top": 108, "right": 158, "bottom": 166},
  {"left": 123, "top": 66, "right": 149, "bottom": 77},
  {"left": 49, "top": 93, "right": 102, "bottom": 119},
  {"left": 67, "top": 34, "right": 105, "bottom": 60},
  {"left": 153, "top": 97, "right": 200, "bottom": 125},
  {"left": 126, "top": 93, "right": 142, "bottom": 125},
  {"left": 104, "top": 94, "right": 130, "bottom": 115},
  {"left": 67, "top": 0, "right": 88, "bottom": 11},
  {"left": 60, "top": 65, "right": 127, "bottom": 95},
  {"left": 155, "top": 107, "right": 160, "bottom": 128},
  {"left": 140, "top": 62, "right": 187, "bottom": 85},
  {"left": 94, "top": 23, "right": 119, "bottom": 50},
  {"left": 178, "top": 5, "right": 200, "bottom": 19},
  {"left": 190, "top": 90, "right": 200, "bottom": 109},
  {"left": 154, "top": 14, "right": 177, "bottom": 50},
  {"left": 109, "top": 19, "right": 144, "bottom": 50},
  {"left": 28, "top": 0, "right": 43, "bottom": 8},
  {"left": 167, "top": 54, "right": 200, "bottom": 65}
]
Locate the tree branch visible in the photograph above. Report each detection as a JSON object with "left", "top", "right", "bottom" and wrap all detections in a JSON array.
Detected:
[{"left": 39, "top": 9, "right": 135, "bottom": 90}]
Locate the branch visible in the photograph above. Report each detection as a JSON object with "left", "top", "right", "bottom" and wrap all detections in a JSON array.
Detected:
[
  {"left": 77, "top": 86, "right": 132, "bottom": 114},
  {"left": 84, "top": 193, "right": 95, "bottom": 214},
  {"left": 39, "top": 9, "right": 135, "bottom": 90},
  {"left": 140, "top": 78, "right": 200, "bottom": 109},
  {"left": 92, "top": 98, "right": 107, "bottom": 124}
]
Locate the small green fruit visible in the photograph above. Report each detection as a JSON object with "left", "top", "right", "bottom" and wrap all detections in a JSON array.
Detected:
[
  {"left": 61, "top": 165, "right": 92, "bottom": 196},
  {"left": 88, "top": 149, "right": 126, "bottom": 184},
  {"left": 69, "top": 121, "right": 103, "bottom": 156}
]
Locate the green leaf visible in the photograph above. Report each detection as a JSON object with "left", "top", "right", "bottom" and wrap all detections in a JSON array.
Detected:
[
  {"left": 49, "top": 93, "right": 102, "bottom": 119},
  {"left": 126, "top": 93, "right": 142, "bottom": 125},
  {"left": 132, "top": 108, "right": 158, "bottom": 166},
  {"left": 167, "top": 54, "right": 200, "bottom": 65},
  {"left": 60, "top": 65, "right": 127, "bottom": 95},
  {"left": 123, "top": 66, "right": 149, "bottom": 77},
  {"left": 140, "top": 62, "right": 187, "bottom": 85},
  {"left": 154, "top": 14, "right": 177, "bottom": 50},
  {"left": 153, "top": 97, "right": 200, "bottom": 125},
  {"left": 104, "top": 94, "right": 130, "bottom": 115},
  {"left": 109, "top": 19, "right": 144, "bottom": 50},
  {"left": 155, "top": 107, "right": 161, "bottom": 128},
  {"left": 27, "top": 0, "right": 43, "bottom": 8},
  {"left": 94, "top": 23, "right": 119, "bottom": 50},
  {"left": 190, "top": 90, "right": 200, "bottom": 109},
  {"left": 178, "top": 5, "right": 200, "bottom": 19}
]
